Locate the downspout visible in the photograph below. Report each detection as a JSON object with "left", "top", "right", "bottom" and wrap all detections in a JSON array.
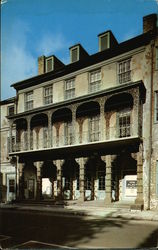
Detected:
[{"left": 148, "top": 39, "right": 154, "bottom": 210}]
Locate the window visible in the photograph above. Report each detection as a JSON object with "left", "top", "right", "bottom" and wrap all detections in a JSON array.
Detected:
[
  {"left": 118, "top": 59, "right": 131, "bottom": 84},
  {"left": 9, "top": 179, "right": 15, "bottom": 193},
  {"left": 46, "top": 57, "right": 54, "bottom": 72},
  {"left": 65, "top": 122, "right": 73, "bottom": 145},
  {"left": 156, "top": 47, "right": 158, "bottom": 70},
  {"left": 89, "top": 69, "right": 101, "bottom": 92},
  {"left": 25, "top": 91, "right": 33, "bottom": 111},
  {"left": 155, "top": 91, "right": 158, "bottom": 122},
  {"left": 65, "top": 79, "right": 75, "bottom": 100},
  {"left": 118, "top": 110, "right": 131, "bottom": 138},
  {"left": 89, "top": 115, "right": 100, "bottom": 142},
  {"left": 8, "top": 105, "right": 14, "bottom": 116},
  {"left": 71, "top": 48, "right": 78, "bottom": 63},
  {"left": 99, "top": 33, "right": 109, "bottom": 51},
  {"left": 44, "top": 86, "right": 53, "bottom": 105}
]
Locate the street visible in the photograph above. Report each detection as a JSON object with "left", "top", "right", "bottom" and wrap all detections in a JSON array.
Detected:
[{"left": 0, "top": 208, "right": 158, "bottom": 248}]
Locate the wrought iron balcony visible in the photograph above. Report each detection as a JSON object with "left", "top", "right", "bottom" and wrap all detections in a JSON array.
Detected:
[{"left": 10, "top": 123, "right": 138, "bottom": 154}]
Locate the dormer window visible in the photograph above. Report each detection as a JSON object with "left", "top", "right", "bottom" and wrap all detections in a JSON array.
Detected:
[
  {"left": 46, "top": 57, "right": 54, "bottom": 72},
  {"left": 99, "top": 32, "right": 110, "bottom": 52},
  {"left": 70, "top": 47, "right": 79, "bottom": 63}
]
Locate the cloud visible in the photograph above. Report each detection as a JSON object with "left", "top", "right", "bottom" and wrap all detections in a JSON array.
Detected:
[
  {"left": 37, "top": 33, "right": 70, "bottom": 56},
  {"left": 1, "top": 20, "right": 37, "bottom": 100},
  {"left": 121, "top": 30, "right": 138, "bottom": 42}
]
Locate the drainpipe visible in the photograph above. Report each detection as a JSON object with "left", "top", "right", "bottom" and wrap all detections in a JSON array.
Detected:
[{"left": 148, "top": 39, "right": 154, "bottom": 210}]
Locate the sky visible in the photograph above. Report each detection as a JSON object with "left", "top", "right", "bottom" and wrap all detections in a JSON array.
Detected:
[{"left": 1, "top": 0, "right": 158, "bottom": 100}]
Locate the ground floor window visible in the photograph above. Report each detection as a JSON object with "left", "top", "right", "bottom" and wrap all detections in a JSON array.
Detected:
[
  {"left": 156, "top": 161, "right": 158, "bottom": 197},
  {"left": 64, "top": 177, "right": 71, "bottom": 190},
  {"left": 85, "top": 177, "right": 91, "bottom": 190}
]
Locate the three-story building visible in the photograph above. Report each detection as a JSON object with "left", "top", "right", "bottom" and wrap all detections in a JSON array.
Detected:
[{"left": 1, "top": 13, "right": 158, "bottom": 210}]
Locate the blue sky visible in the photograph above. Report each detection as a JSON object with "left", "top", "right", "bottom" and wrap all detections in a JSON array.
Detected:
[{"left": 1, "top": 0, "right": 158, "bottom": 100}]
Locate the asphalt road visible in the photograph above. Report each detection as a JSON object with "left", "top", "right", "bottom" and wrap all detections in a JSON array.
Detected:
[{"left": 0, "top": 208, "right": 158, "bottom": 248}]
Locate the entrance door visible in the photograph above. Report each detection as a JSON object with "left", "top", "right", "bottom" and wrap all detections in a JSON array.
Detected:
[{"left": 28, "top": 179, "right": 35, "bottom": 199}]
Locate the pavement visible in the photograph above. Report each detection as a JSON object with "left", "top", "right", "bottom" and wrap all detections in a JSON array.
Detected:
[{"left": 0, "top": 201, "right": 158, "bottom": 221}]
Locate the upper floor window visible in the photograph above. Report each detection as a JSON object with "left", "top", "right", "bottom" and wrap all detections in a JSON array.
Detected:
[
  {"left": 155, "top": 91, "right": 158, "bottom": 122},
  {"left": 25, "top": 91, "right": 33, "bottom": 111},
  {"left": 46, "top": 57, "right": 54, "bottom": 72},
  {"left": 64, "top": 122, "right": 73, "bottom": 145},
  {"left": 118, "top": 59, "right": 131, "bottom": 84},
  {"left": 89, "top": 69, "right": 101, "bottom": 93},
  {"left": 89, "top": 115, "right": 100, "bottom": 142},
  {"left": 44, "top": 86, "right": 53, "bottom": 105},
  {"left": 8, "top": 105, "right": 14, "bottom": 116},
  {"left": 118, "top": 109, "right": 131, "bottom": 138},
  {"left": 65, "top": 79, "right": 75, "bottom": 100}
]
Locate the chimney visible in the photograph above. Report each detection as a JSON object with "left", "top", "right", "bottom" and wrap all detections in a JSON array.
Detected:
[
  {"left": 38, "top": 55, "right": 45, "bottom": 75},
  {"left": 143, "top": 14, "right": 157, "bottom": 33}
]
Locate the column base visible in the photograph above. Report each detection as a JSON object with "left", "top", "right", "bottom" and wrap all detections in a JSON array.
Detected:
[
  {"left": 104, "top": 197, "right": 112, "bottom": 205},
  {"left": 130, "top": 198, "right": 144, "bottom": 210}
]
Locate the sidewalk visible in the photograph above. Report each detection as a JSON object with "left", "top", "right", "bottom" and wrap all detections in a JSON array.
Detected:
[{"left": 1, "top": 202, "right": 158, "bottom": 221}]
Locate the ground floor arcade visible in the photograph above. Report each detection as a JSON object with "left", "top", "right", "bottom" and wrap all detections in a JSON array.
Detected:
[{"left": 16, "top": 146, "right": 144, "bottom": 208}]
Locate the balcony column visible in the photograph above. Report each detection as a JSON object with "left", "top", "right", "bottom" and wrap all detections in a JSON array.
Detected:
[
  {"left": 9, "top": 121, "right": 13, "bottom": 153},
  {"left": 99, "top": 98, "right": 106, "bottom": 141},
  {"left": 36, "top": 161, "right": 42, "bottom": 201},
  {"left": 130, "top": 89, "right": 139, "bottom": 137},
  {"left": 105, "top": 155, "right": 112, "bottom": 204},
  {"left": 71, "top": 105, "right": 77, "bottom": 145},
  {"left": 56, "top": 160, "right": 64, "bottom": 200},
  {"left": 135, "top": 144, "right": 144, "bottom": 208},
  {"left": 18, "top": 162, "right": 25, "bottom": 200},
  {"left": 78, "top": 157, "right": 86, "bottom": 202},
  {"left": 48, "top": 111, "right": 52, "bottom": 148},
  {"left": 27, "top": 116, "right": 31, "bottom": 150}
]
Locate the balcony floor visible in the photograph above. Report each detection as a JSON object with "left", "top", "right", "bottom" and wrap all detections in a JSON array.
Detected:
[{"left": 9, "top": 136, "right": 141, "bottom": 162}]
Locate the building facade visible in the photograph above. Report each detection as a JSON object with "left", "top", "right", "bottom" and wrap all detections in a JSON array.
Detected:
[{"left": 0, "top": 14, "right": 158, "bottom": 210}]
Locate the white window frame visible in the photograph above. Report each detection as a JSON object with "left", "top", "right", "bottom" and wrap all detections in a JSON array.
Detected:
[
  {"left": 89, "top": 69, "right": 101, "bottom": 93},
  {"left": 25, "top": 91, "right": 33, "bottom": 111},
  {"left": 89, "top": 115, "right": 100, "bottom": 142},
  {"left": 44, "top": 85, "right": 53, "bottom": 105},
  {"left": 70, "top": 46, "right": 79, "bottom": 63},
  {"left": 155, "top": 91, "right": 158, "bottom": 123},
  {"left": 118, "top": 58, "right": 131, "bottom": 84},
  {"left": 46, "top": 57, "right": 54, "bottom": 72},
  {"left": 65, "top": 78, "right": 75, "bottom": 100},
  {"left": 99, "top": 32, "right": 110, "bottom": 52}
]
